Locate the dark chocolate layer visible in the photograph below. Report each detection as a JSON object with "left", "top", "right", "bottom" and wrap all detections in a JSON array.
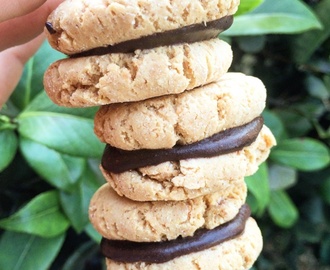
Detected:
[
  {"left": 65, "top": 16, "right": 233, "bottom": 57},
  {"left": 101, "top": 116, "right": 263, "bottom": 174},
  {"left": 101, "top": 204, "right": 250, "bottom": 264},
  {"left": 45, "top": 22, "right": 57, "bottom": 34}
]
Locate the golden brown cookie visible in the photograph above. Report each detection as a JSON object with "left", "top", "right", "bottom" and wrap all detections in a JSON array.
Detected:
[
  {"left": 89, "top": 181, "right": 247, "bottom": 242},
  {"left": 45, "top": 0, "right": 239, "bottom": 55},
  {"left": 94, "top": 72, "right": 266, "bottom": 150},
  {"left": 44, "top": 39, "right": 232, "bottom": 107},
  {"left": 101, "top": 125, "right": 276, "bottom": 201},
  {"left": 44, "top": 1, "right": 270, "bottom": 270},
  {"left": 104, "top": 217, "right": 262, "bottom": 270}
]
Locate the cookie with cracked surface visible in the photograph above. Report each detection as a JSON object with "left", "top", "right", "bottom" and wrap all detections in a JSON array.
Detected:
[
  {"left": 44, "top": 39, "right": 232, "bottom": 107},
  {"left": 94, "top": 72, "right": 266, "bottom": 150},
  {"left": 44, "top": 0, "right": 239, "bottom": 55},
  {"left": 104, "top": 217, "right": 262, "bottom": 270},
  {"left": 101, "top": 125, "right": 276, "bottom": 201},
  {"left": 89, "top": 180, "right": 247, "bottom": 242}
]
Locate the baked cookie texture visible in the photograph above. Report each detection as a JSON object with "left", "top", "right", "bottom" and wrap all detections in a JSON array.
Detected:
[
  {"left": 94, "top": 72, "right": 266, "bottom": 150},
  {"left": 101, "top": 126, "right": 276, "bottom": 201},
  {"left": 89, "top": 181, "right": 247, "bottom": 242},
  {"left": 44, "top": 39, "right": 233, "bottom": 107},
  {"left": 105, "top": 218, "right": 262, "bottom": 270},
  {"left": 45, "top": 0, "right": 240, "bottom": 55},
  {"left": 43, "top": 0, "right": 276, "bottom": 268}
]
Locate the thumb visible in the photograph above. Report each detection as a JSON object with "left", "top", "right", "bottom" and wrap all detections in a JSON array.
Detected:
[
  {"left": 0, "top": 34, "right": 44, "bottom": 108},
  {"left": 0, "top": 0, "right": 47, "bottom": 22}
]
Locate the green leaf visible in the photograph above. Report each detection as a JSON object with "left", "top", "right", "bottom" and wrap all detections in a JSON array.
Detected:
[
  {"left": 305, "top": 75, "right": 330, "bottom": 100},
  {"left": 23, "top": 91, "right": 98, "bottom": 119},
  {"left": 262, "top": 110, "right": 286, "bottom": 141},
  {"left": 0, "top": 101, "right": 20, "bottom": 119},
  {"left": 0, "top": 231, "right": 65, "bottom": 270},
  {"left": 62, "top": 241, "right": 101, "bottom": 270},
  {"left": 17, "top": 111, "right": 103, "bottom": 158},
  {"left": 11, "top": 41, "right": 65, "bottom": 110},
  {"left": 268, "top": 190, "right": 299, "bottom": 228},
  {"left": 269, "top": 163, "right": 297, "bottom": 190},
  {"left": 270, "top": 138, "right": 330, "bottom": 171},
  {"left": 0, "top": 191, "right": 69, "bottom": 237},
  {"left": 235, "top": 0, "right": 264, "bottom": 16},
  {"left": 245, "top": 162, "right": 270, "bottom": 216},
  {"left": 246, "top": 192, "right": 259, "bottom": 215},
  {"left": 293, "top": 102, "right": 326, "bottom": 120},
  {"left": 20, "top": 137, "right": 86, "bottom": 191},
  {"left": 314, "top": 119, "right": 330, "bottom": 140},
  {"left": 225, "top": 0, "right": 322, "bottom": 36},
  {"left": 0, "top": 114, "right": 17, "bottom": 130},
  {"left": 85, "top": 222, "right": 102, "bottom": 243},
  {"left": 275, "top": 108, "right": 313, "bottom": 137},
  {"left": 0, "top": 129, "right": 18, "bottom": 172},
  {"left": 87, "top": 158, "right": 108, "bottom": 184},
  {"left": 59, "top": 164, "right": 101, "bottom": 233},
  {"left": 290, "top": 0, "right": 330, "bottom": 63}
]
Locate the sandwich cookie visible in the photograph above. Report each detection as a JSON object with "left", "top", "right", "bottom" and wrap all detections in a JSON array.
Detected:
[
  {"left": 94, "top": 72, "right": 267, "bottom": 150},
  {"left": 104, "top": 217, "right": 262, "bottom": 270},
  {"left": 44, "top": 1, "right": 272, "bottom": 269},
  {"left": 101, "top": 125, "right": 276, "bottom": 201},
  {"left": 89, "top": 181, "right": 247, "bottom": 242},
  {"left": 89, "top": 187, "right": 262, "bottom": 270},
  {"left": 44, "top": 0, "right": 240, "bottom": 55},
  {"left": 43, "top": 39, "right": 232, "bottom": 107}
]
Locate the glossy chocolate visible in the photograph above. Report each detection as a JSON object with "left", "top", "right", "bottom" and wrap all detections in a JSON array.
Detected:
[
  {"left": 69, "top": 16, "right": 233, "bottom": 57},
  {"left": 45, "top": 22, "right": 57, "bottom": 34},
  {"left": 101, "top": 117, "right": 263, "bottom": 174},
  {"left": 101, "top": 204, "right": 250, "bottom": 263}
]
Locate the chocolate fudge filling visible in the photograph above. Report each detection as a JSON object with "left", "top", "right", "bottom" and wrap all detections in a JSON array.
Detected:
[
  {"left": 101, "top": 204, "right": 250, "bottom": 264},
  {"left": 46, "top": 16, "right": 233, "bottom": 57},
  {"left": 102, "top": 116, "right": 263, "bottom": 174}
]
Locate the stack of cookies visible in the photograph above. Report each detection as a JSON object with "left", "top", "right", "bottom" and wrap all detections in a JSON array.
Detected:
[{"left": 43, "top": 0, "right": 276, "bottom": 269}]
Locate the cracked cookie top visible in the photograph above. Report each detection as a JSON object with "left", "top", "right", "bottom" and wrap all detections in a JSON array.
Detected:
[
  {"left": 94, "top": 72, "right": 266, "bottom": 150},
  {"left": 43, "top": 39, "right": 232, "bottom": 107},
  {"left": 89, "top": 180, "right": 247, "bottom": 242},
  {"left": 45, "top": 0, "right": 239, "bottom": 55}
]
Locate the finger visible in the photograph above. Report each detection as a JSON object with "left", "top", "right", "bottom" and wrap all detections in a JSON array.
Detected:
[
  {"left": 0, "top": 0, "right": 63, "bottom": 51},
  {"left": 0, "top": 0, "right": 46, "bottom": 22},
  {"left": 0, "top": 34, "right": 44, "bottom": 108}
]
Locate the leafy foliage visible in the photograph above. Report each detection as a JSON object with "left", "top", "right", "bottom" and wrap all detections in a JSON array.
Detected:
[
  {"left": 0, "top": 41, "right": 105, "bottom": 269},
  {"left": 227, "top": 0, "right": 322, "bottom": 35},
  {"left": 228, "top": 0, "right": 330, "bottom": 268},
  {"left": 0, "top": 191, "right": 69, "bottom": 237},
  {"left": 0, "top": 231, "right": 65, "bottom": 270},
  {"left": 0, "top": 0, "right": 330, "bottom": 269}
]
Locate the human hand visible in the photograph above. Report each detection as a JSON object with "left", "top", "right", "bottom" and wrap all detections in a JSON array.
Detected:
[{"left": 0, "top": 0, "right": 64, "bottom": 108}]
